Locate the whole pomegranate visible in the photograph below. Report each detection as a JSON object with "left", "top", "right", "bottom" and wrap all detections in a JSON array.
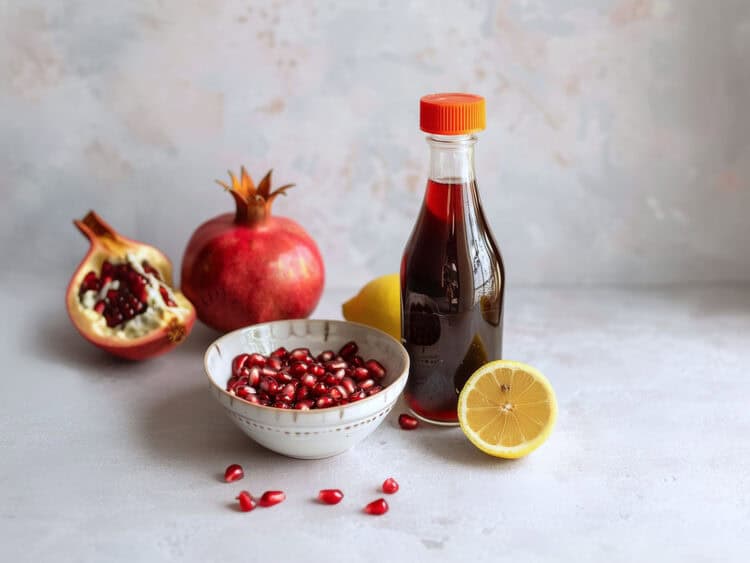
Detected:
[{"left": 181, "top": 168, "right": 324, "bottom": 332}]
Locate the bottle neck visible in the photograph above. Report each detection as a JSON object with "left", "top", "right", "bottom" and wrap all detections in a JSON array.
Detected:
[{"left": 428, "top": 134, "right": 477, "bottom": 183}]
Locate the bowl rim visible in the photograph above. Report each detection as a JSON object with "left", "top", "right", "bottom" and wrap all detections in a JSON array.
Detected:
[{"left": 203, "top": 318, "right": 409, "bottom": 416}]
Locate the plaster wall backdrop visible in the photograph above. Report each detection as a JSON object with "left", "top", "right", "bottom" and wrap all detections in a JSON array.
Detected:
[{"left": 1, "top": 0, "right": 749, "bottom": 288}]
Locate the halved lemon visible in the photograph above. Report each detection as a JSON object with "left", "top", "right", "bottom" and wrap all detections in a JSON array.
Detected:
[{"left": 457, "top": 360, "right": 557, "bottom": 459}]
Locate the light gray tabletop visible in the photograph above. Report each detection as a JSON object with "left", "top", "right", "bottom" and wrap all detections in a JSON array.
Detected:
[{"left": 2, "top": 279, "right": 749, "bottom": 562}]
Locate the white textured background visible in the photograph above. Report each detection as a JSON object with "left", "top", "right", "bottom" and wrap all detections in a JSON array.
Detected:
[{"left": 1, "top": 0, "right": 749, "bottom": 287}]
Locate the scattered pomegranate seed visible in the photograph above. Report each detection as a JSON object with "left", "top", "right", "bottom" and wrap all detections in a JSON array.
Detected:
[
  {"left": 398, "top": 413, "right": 419, "bottom": 430},
  {"left": 259, "top": 490, "right": 286, "bottom": 507},
  {"left": 224, "top": 464, "right": 244, "bottom": 483},
  {"left": 382, "top": 478, "right": 399, "bottom": 494},
  {"left": 364, "top": 498, "right": 389, "bottom": 516},
  {"left": 318, "top": 489, "right": 345, "bottom": 505},
  {"left": 236, "top": 490, "right": 256, "bottom": 512}
]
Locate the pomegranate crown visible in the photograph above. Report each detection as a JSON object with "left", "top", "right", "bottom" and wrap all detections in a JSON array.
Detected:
[{"left": 216, "top": 167, "right": 294, "bottom": 224}]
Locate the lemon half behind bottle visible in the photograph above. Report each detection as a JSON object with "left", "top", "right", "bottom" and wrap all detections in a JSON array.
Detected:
[{"left": 342, "top": 273, "right": 401, "bottom": 340}]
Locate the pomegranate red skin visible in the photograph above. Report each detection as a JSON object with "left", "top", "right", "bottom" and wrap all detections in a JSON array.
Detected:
[
  {"left": 66, "top": 211, "right": 195, "bottom": 361},
  {"left": 181, "top": 213, "right": 324, "bottom": 333}
]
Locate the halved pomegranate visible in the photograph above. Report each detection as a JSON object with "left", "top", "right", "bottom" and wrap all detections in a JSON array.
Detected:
[{"left": 66, "top": 211, "right": 196, "bottom": 360}]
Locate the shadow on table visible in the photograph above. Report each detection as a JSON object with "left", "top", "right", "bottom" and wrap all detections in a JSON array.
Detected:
[
  {"left": 405, "top": 424, "right": 520, "bottom": 469},
  {"left": 29, "top": 309, "right": 222, "bottom": 375},
  {"left": 139, "top": 382, "right": 292, "bottom": 471},
  {"left": 29, "top": 310, "right": 137, "bottom": 374},
  {"left": 385, "top": 398, "right": 520, "bottom": 469}
]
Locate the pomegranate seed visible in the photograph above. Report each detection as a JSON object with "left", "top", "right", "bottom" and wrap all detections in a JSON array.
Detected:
[
  {"left": 310, "top": 364, "right": 326, "bottom": 377},
  {"left": 349, "top": 390, "right": 367, "bottom": 402},
  {"left": 224, "top": 464, "right": 244, "bottom": 483},
  {"left": 323, "top": 374, "right": 339, "bottom": 386},
  {"left": 235, "top": 385, "right": 256, "bottom": 399},
  {"left": 367, "top": 385, "right": 383, "bottom": 396},
  {"left": 232, "top": 354, "right": 250, "bottom": 375},
  {"left": 398, "top": 413, "right": 419, "bottom": 430},
  {"left": 270, "top": 347, "right": 288, "bottom": 359},
  {"left": 267, "top": 356, "right": 283, "bottom": 371},
  {"left": 259, "top": 490, "right": 286, "bottom": 507},
  {"left": 316, "top": 396, "right": 334, "bottom": 409},
  {"left": 300, "top": 373, "right": 317, "bottom": 388},
  {"left": 338, "top": 341, "right": 358, "bottom": 359},
  {"left": 341, "top": 377, "right": 357, "bottom": 394},
  {"left": 236, "top": 490, "right": 256, "bottom": 512},
  {"left": 352, "top": 367, "right": 370, "bottom": 381},
  {"left": 364, "top": 498, "right": 389, "bottom": 515},
  {"left": 273, "top": 401, "right": 291, "bottom": 409},
  {"left": 360, "top": 378, "right": 375, "bottom": 390},
  {"left": 247, "top": 367, "right": 261, "bottom": 387},
  {"left": 313, "top": 382, "right": 328, "bottom": 396},
  {"left": 295, "top": 399, "right": 314, "bottom": 410},
  {"left": 326, "top": 360, "right": 347, "bottom": 371},
  {"left": 260, "top": 365, "right": 278, "bottom": 377},
  {"left": 318, "top": 489, "right": 344, "bottom": 505},
  {"left": 289, "top": 348, "right": 310, "bottom": 361},
  {"left": 317, "top": 350, "right": 335, "bottom": 362},
  {"left": 329, "top": 387, "right": 343, "bottom": 401},
  {"left": 93, "top": 300, "right": 106, "bottom": 314},
  {"left": 80, "top": 271, "right": 99, "bottom": 292},
  {"left": 245, "top": 395, "right": 260, "bottom": 404},
  {"left": 382, "top": 478, "right": 399, "bottom": 494},
  {"left": 247, "top": 353, "right": 266, "bottom": 367},
  {"left": 274, "top": 370, "right": 294, "bottom": 383},
  {"left": 260, "top": 377, "right": 279, "bottom": 395},
  {"left": 365, "top": 359, "right": 386, "bottom": 379},
  {"left": 296, "top": 386, "right": 310, "bottom": 401},
  {"left": 334, "top": 384, "right": 349, "bottom": 399},
  {"left": 290, "top": 361, "right": 308, "bottom": 376},
  {"left": 280, "top": 382, "right": 297, "bottom": 397},
  {"left": 352, "top": 355, "right": 365, "bottom": 367},
  {"left": 159, "top": 286, "right": 177, "bottom": 307}
]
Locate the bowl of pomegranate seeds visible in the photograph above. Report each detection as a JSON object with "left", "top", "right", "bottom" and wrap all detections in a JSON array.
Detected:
[{"left": 204, "top": 319, "right": 409, "bottom": 459}]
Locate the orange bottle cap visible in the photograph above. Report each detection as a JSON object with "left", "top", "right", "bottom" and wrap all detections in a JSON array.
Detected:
[{"left": 420, "top": 93, "right": 486, "bottom": 135}]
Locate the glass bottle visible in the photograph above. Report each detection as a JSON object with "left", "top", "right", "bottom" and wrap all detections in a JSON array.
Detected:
[{"left": 401, "top": 93, "right": 505, "bottom": 425}]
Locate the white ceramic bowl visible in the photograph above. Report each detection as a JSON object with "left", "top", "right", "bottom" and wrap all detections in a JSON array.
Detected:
[{"left": 204, "top": 319, "right": 409, "bottom": 459}]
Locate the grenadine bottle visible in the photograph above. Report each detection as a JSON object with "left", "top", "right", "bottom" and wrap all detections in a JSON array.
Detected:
[{"left": 401, "top": 93, "right": 505, "bottom": 425}]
